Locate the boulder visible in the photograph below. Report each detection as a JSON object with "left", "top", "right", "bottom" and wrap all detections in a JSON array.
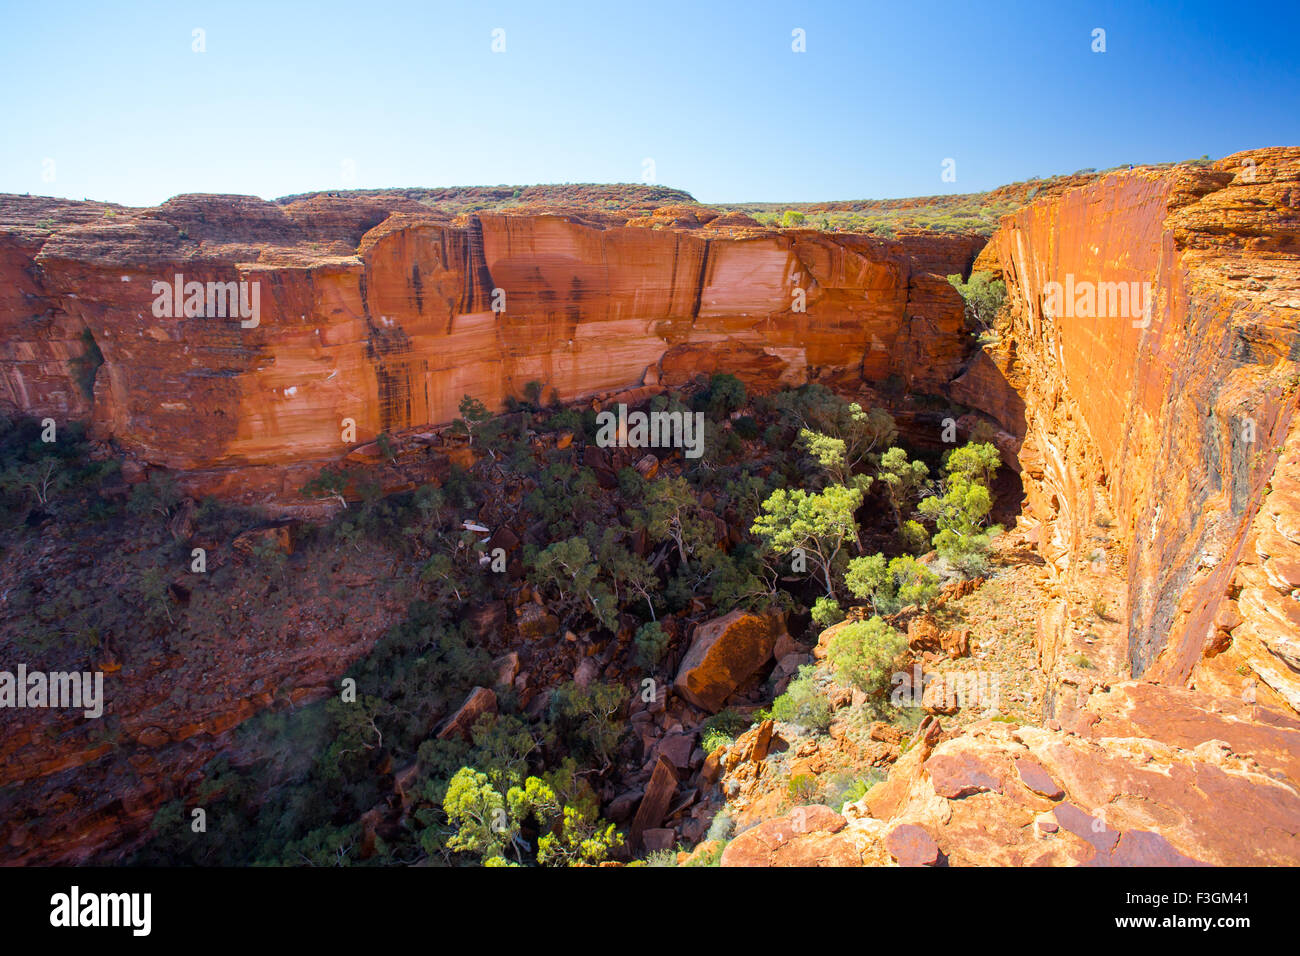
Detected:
[
  {"left": 674, "top": 610, "right": 785, "bottom": 712},
  {"left": 629, "top": 756, "right": 679, "bottom": 850},
  {"left": 884, "top": 824, "right": 942, "bottom": 866},
  {"left": 641, "top": 828, "right": 676, "bottom": 852},
  {"left": 437, "top": 687, "right": 497, "bottom": 741},
  {"left": 720, "top": 805, "right": 860, "bottom": 867}
]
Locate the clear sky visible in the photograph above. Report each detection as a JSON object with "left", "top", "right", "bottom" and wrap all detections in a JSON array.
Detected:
[{"left": 2, "top": 0, "right": 1297, "bottom": 207}]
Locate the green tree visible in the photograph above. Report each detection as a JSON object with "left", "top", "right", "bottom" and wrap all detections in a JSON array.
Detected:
[
  {"left": 452, "top": 395, "right": 492, "bottom": 446},
  {"left": 643, "top": 476, "right": 710, "bottom": 572},
  {"left": 946, "top": 271, "right": 1006, "bottom": 332},
  {"left": 918, "top": 477, "right": 1000, "bottom": 577},
  {"left": 775, "top": 389, "right": 896, "bottom": 473},
  {"left": 876, "top": 446, "right": 929, "bottom": 532},
  {"left": 634, "top": 621, "right": 670, "bottom": 670},
  {"left": 587, "top": 523, "right": 660, "bottom": 621},
  {"left": 548, "top": 681, "right": 629, "bottom": 770},
  {"left": 798, "top": 429, "right": 874, "bottom": 493},
  {"left": 702, "top": 372, "right": 747, "bottom": 419},
  {"left": 751, "top": 485, "right": 864, "bottom": 596},
  {"left": 526, "top": 536, "right": 617, "bottom": 629},
  {"left": 943, "top": 441, "right": 1001, "bottom": 489},
  {"left": 524, "top": 761, "right": 623, "bottom": 866},
  {"left": 1, "top": 457, "right": 67, "bottom": 507},
  {"left": 844, "top": 553, "right": 940, "bottom": 614},
  {"left": 442, "top": 767, "right": 513, "bottom": 860},
  {"left": 302, "top": 465, "right": 351, "bottom": 509}
]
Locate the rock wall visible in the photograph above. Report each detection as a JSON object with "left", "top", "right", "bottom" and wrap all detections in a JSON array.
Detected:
[
  {"left": 980, "top": 147, "right": 1300, "bottom": 696},
  {"left": 0, "top": 194, "right": 983, "bottom": 503}
]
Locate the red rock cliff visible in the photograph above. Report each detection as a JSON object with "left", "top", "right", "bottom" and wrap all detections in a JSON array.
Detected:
[
  {"left": 978, "top": 147, "right": 1300, "bottom": 700},
  {"left": 0, "top": 195, "right": 982, "bottom": 502}
]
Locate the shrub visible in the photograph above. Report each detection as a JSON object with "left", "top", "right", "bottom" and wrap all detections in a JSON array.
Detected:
[
  {"left": 699, "top": 708, "right": 750, "bottom": 753},
  {"left": 769, "top": 665, "right": 832, "bottom": 733},
  {"left": 823, "top": 770, "right": 886, "bottom": 812},
  {"left": 703, "top": 372, "right": 747, "bottom": 418},
  {"left": 844, "top": 553, "right": 940, "bottom": 614},
  {"left": 787, "top": 773, "right": 819, "bottom": 805},
  {"left": 705, "top": 809, "right": 735, "bottom": 843},
  {"left": 733, "top": 415, "right": 760, "bottom": 440},
  {"left": 810, "top": 596, "right": 846, "bottom": 628},
  {"left": 826, "top": 616, "right": 907, "bottom": 697}
]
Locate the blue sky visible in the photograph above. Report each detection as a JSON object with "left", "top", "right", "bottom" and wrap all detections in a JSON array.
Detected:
[{"left": 2, "top": 0, "right": 1296, "bottom": 207}]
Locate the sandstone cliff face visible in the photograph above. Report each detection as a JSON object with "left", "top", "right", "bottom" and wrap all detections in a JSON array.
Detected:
[
  {"left": 0, "top": 195, "right": 978, "bottom": 503},
  {"left": 716, "top": 150, "right": 1300, "bottom": 869},
  {"left": 978, "top": 148, "right": 1300, "bottom": 696}
]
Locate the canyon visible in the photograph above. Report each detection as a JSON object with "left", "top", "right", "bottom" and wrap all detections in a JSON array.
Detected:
[
  {"left": 1, "top": 148, "right": 1297, "bottom": 866},
  {"left": 0, "top": 190, "right": 982, "bottom": 504}
]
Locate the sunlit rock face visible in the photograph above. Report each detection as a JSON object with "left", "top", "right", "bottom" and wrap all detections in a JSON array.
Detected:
[
  {"left": 978, "top": 147, "right": 1300, "bottom": 693},
  {"left": 0, "top": 194, "right": 981, "bottom": 500}
]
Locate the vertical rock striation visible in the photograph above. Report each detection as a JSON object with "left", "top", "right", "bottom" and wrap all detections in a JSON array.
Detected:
[
  {"left": 978, "top": 147, "right": 1300, "bottom": 697},
  {"left": 0, "top": 195, "right": 981, "bottom": 501}
]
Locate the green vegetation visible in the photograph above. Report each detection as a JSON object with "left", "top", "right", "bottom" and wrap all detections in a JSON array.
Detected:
[
  {"left": 826, "top": 617, "right": 908, "bottom": 697},
  {"left": 844, "top": 553, "right": 940, "bottom": 614},
  {"left": 768, "top": 666, "right": 833, "bottom": 733},
  {"left": 946, "top": 271, "right": 1007, "bottom": 333},
  {"left": 751, "top": 484, "right": 865, "bottom": 596},
  {"left": 700, "top": 708, "right": 750, "bottom": 754},
  {"left": 876, "top": 447, "right": 929, "bottom": 534},
  {"left": 917, "top": 442, "right": 1003, "bottom": 577},
  {"left": 442, "top": 762, "right": 621, "bottom": 866},
  {"left": 634, "top": 620, "right": 670, "bottom": 670},
  {"left": 810, "top": 595, "right": 846, "bottom": 628},
  {"left": 3, "top": 364, "right": 1013, "bottom": 867}
]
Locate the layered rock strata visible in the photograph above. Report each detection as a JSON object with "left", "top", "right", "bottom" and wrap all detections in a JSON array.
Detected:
[{"left": 0, "top": 194, "right": 982, "bottom": 503}]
